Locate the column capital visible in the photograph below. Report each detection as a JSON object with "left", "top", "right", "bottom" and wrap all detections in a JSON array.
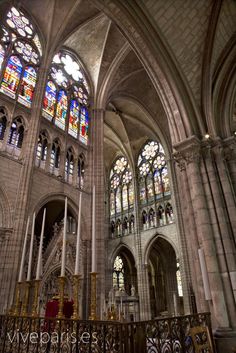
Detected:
[
  {"left": 222, "top": 137, "right": 236, "bottom": 161},
  {"left": 173, "top": 136, "right": 202, "bottom": 170}
]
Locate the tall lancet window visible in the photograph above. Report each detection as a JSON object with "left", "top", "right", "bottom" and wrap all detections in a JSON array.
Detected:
[
  {"left": 0, "top": 6, "right": 42, "bottom": 107},
  {"left": 8, "top": 117, "right": 24, "bottom": 148},
  {"left": 42, "top": 50, "right": 90, "bottom": 145},
  {"left": 109, "top": 156, "right": 134, "bottom": 237},
  {"left": 138, "top": 140, "right": 172, "bottom": 228},
  {"left": 65, "top": 147, "right": 74, "bottom": 183}
]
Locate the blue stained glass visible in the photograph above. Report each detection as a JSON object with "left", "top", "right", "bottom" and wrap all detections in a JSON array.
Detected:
[{"left": 42, "top": 81, "right": 57, "bottom": 121}]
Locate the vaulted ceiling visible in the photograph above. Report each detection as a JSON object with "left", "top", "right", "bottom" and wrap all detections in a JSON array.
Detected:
[{"left": 4, "top": 0, "right": 236, "bottom": 172}]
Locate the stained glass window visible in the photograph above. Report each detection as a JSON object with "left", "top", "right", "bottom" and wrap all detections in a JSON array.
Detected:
[
  {"left": 18, "top": 66, "right": 36, "bottom": 107},
  {"left": 113, "top": 256, "right": 125, "bottom": 289},
  {"left": 109, "top": 156, "right": 133, "bottom": 236},
  {"left": 138, "top": 140, "right": 172, "bottom": 228},
  {"left": 79, "top": 107, "right": 89, "bottom": 145},
  {"left": 7, "top": 117, "right": 24, "bottom": 148},
  {"left": 129, "top": 183, "right": 134, "bottom": 208},
  {"left": 69, "top": 99, "right": 79, "bottom": 138},
  {"left": 55, "top": 90, "right": 67, "bottom": 130},
  {"left": 0, "top": 56, "right": 22, "bottom": 98},
  {"left": 0, "top": 6, "right": 42, "bottom": 106},
  {"left": 110, "top": 191, "right": 115, "bottom": 216},
  {"left": 42, "top": 50, "right": 90, "bottom": 144},
  {"left": 42, "top": 81, "right": 57, "bottom": 121}
]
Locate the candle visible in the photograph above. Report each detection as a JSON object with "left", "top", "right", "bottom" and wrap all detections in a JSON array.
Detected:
[
  {"left": 198, "top": 248, "right": 212, "bottom": 300},
  {"left": 27, "top": 212, "right": 35, "bottom": 281},
  {"left": 36, "top": 208, "right": 46, "bottom": 280},
  {"left": 61, "top": 197, "right": 68, "bottom": 277},
  {"left": 18, "top": 217, "right": 30, "bottom": 282},
  {"left": 120, "top": 295, "right": 123, "bottom": 312},
  {"left": 92, "top": 185, "right": 96, "bottom": 272},
  {"left": 74, "top": 192, "right": 82, "bottom": 275}
]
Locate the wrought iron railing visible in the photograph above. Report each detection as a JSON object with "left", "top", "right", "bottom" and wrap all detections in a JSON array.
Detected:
[{"left": 0, "top": 312, "right": 214, "bottom": 353}]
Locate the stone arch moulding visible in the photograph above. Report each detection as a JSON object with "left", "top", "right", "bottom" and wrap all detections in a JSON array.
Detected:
[
  {"left": 30, "top": 192, "right": 83, "bottom": 225},
  {"left": 91, "top": 0, "right": 204, "bottom": 144},
  {"left": 144, "top": 233, "right": 179, "bottom": 265},
  {"left": 109, "top": 243, "right": 136, "bottom": 269},
  {"left": 213, "top": 43, "right": 236, "bottom": 137},
  {"left": 0, "top": 185, "right": 12, "bottom": 228}
]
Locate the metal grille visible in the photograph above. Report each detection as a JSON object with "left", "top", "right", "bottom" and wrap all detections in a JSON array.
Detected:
[{"left": 0, "top": 313, "right": 214, "bottom": 353}]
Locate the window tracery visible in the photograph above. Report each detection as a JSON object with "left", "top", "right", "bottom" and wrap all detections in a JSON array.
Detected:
[
  {"left": 7, "top": 117, "right": 24, "bottom": 149},
  {"left": 36, "top": 131, "right": 48, "bottom": 168},
  {"left": 109, "top": 156, "right": 134, "bottom": 237},
  {"left": 113, "top": 255, "right": 125, "bottom": 290},
  {"left": 65, "top": 147, "right": 74, "bottom": 183},
  {"left": 50, "top": 139, "right": 60, "bottom": 175},
  {"left": 0, "top": 6, "right": 42, "bottom": 107},
  {"left": 138, "top": 140, "right": 172, "bottom": 229}
]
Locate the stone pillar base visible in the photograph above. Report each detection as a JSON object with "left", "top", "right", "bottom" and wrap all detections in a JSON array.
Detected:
[{"left": 214, "top": 328, "right": 236, "bottom": 353}]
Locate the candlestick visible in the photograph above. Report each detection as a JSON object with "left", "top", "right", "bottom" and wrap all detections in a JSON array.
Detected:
[
  {"left": 92, "top": 185, "right": 96, "bottom": 272},
  {"left": 57, "top": 276, "right": 66, "bottom": 319},
  {"left": 27, "top": 213, "right": 35, "bottom": 281},
  {"left": 36, "top": 208, "right": 46, "bottom": 280},
  {"left": 74, "top": 192, "right": 82, "bottom": 275},
  {"left": 12, "top": 282, "right": 21, "bottom": 316},
  {"left": 31, "top": 279, "right": 40, "bottom": 317},
  {"left": 21, "top": 281, "right": 31, "bottom": 316},
  {"left": 89, "top": 272, "right": 97, "bottom": 320},
  {"left": 72, "top": 274, "right": 81, "bottom": 320},
  {"left": 61, "top": 197, "right": 67, "bottom": 277},
  {"left": 18, "top": 217, "right": 29, "bottom": 282}
]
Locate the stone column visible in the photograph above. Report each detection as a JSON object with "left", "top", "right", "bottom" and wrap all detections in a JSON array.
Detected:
[
  {"left": 201, "top": 144, "right": 236, "bottom": 315},
  {"left": 168, "top": 157, "right": 193, "bottom": 314},
  {"left": 73, "top": 157, "right": 78, "bottom": 187},
  {"left": 133, "top": 170, "right": 151, "bottom": 320},
  {"left": 91, "top": 108, "right": 105, "bottom": 319},
  {"left": 173, "top": 154, "right": 208, "bottom": 314},
  {"left": 176, "top": 137, "right": 230, "bottom": 330}
]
